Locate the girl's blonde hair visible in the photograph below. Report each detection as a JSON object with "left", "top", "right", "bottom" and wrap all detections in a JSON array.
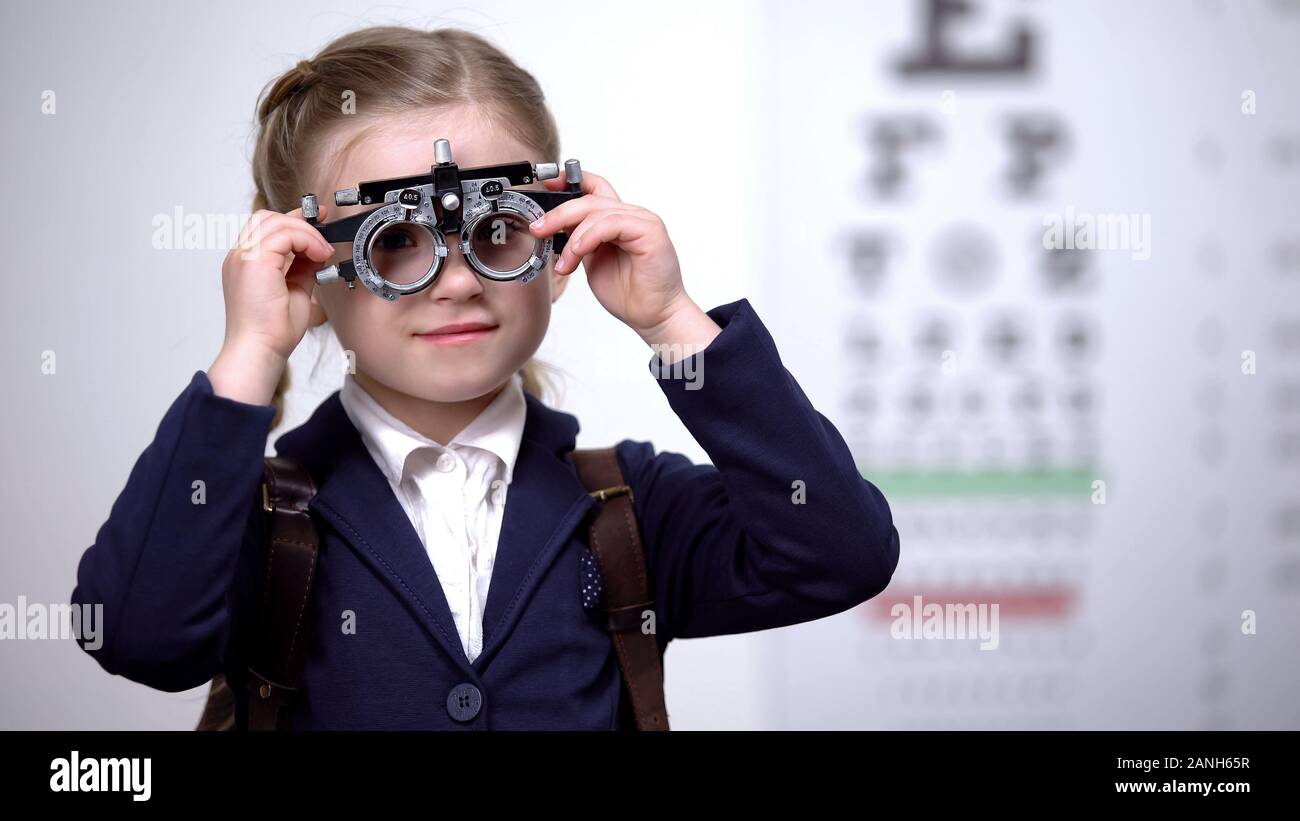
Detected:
[{"left": 250, "top": 25, "right": 561, "bottom": 428}]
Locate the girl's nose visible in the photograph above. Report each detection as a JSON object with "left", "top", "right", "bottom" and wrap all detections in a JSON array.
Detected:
[{"left": 424, "top": 251, "right": 485, "bottom": 302}]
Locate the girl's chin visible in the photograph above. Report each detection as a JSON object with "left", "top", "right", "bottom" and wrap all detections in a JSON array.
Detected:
[{"left": 382, "top": 370, "right": 515, "bottom": 404}]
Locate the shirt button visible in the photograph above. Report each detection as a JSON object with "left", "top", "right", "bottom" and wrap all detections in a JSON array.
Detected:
[
  {"left": 436, "top": 452, "right": 457, "bottom": 472},
  {"left": 446, "top": 683, "right": 482, "bottom": 722}
]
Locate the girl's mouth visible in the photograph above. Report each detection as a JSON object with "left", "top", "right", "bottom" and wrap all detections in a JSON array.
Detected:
[{"left": 413, "top": 323, "right": 499, "bottom": 346}]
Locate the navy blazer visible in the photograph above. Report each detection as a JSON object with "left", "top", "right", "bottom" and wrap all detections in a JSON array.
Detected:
[{"left": 71, "top": 298, "right": 900, "bottom": 729}]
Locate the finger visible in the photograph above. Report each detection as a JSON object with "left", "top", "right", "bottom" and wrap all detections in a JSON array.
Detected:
[
  {"left": 529, "top": 196, "right": 640, "bottom": 238},
  {"left": 239, "top": 212, "right": 334, "bottom": 260},
  {"left": 542, "top": 167, "right": 620, "bottom": 201},
  {"left": 235, "top": 210, "right": 273, "bottom": 251},
  {"left": 277, "top": 210, "right": 335, "bottom": 257},
  {"left": 241, "top": 210, "right": 332, "bottom": 254},
  {"left": 554, "top": 212, "right": 656, "bottom": 275},
  {"left": 238, "top": 208, "right": 312, "bottom": 247},
  {"left": 566, "top": 209, "right": 659, "bottom": 259},
  {"left": 287, "top": 202, "right": 351, "bottom": 264},
  {"left": 289, "top": 204, "right": 352, "bottom": 266},
  {"left": 244, "top": 219, "right": 337, "bottom": 266},
  {"left": 284, "top": 251, "right": 323, "bottom": 298}
]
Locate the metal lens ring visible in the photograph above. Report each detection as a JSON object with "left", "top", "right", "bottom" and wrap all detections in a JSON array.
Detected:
[
  {"left": 459, "top": 191, "right": 552, "bottom": 284},
  {"left": 353, "top": 203, "right": 447, "bottom": 301}
]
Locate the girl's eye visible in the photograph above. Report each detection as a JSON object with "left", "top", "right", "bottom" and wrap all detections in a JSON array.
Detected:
[{"left": 377, "top": 231, "right": 417, "bottom": 251}]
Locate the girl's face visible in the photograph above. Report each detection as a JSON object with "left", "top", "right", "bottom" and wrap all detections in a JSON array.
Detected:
[{"left": 307, "top": 107, "right": 567, "bottom": 404}]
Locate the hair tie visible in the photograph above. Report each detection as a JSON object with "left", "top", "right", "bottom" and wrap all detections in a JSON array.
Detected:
[{"left": 295, "top": 58, "right": 316, "bottom": 77}]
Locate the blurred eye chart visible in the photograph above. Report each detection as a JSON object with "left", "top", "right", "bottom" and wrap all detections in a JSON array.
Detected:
[{"left": 754, "top": 0, "right": 1300, "bottom": 729}]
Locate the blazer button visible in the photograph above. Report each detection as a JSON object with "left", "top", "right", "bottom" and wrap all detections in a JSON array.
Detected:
[{"left": 446, "top": 683, "right": 482, "bottom": 722}]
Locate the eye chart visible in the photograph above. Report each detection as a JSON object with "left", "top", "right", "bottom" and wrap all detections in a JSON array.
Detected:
[{"left": 753, "top": 0, "right": 1300, "bottom": 729}]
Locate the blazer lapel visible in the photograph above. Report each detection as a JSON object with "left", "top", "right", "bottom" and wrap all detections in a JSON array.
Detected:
[
  {"left": 273, "top": 388, "right": 597, "bottom": 676},
  {"left": 274, "top": 393, "right": 471, "bottom": 675},
  {"left": 476, "top": 392, "right": 596, "bottom": 671},
  {"left": 476, "top": 451, "right": 595, "bottom": 670}
]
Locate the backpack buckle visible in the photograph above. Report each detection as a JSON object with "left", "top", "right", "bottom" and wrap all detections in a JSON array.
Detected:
[{"left": 589, "top": 484, "right": 634, "bottom": 504}]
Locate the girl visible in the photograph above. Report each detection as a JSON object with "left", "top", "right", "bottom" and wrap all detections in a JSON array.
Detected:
[{"left": 71, "top": 25, "right": 900, "bottom": 730}]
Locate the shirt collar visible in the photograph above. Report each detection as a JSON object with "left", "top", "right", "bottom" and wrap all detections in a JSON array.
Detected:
[{"left": 338, "top": 371, "right": 527, "bottom": 487}]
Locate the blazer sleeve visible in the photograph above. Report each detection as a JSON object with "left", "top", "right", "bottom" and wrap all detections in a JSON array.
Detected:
[
  {"left": 70, "top": 370, "right": 275, "bottom": 692},
  {"left": 613, "top": 297, "right": 900, "bottom": 643}
]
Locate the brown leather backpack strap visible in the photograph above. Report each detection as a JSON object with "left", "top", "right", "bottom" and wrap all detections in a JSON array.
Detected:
[
  {"left": 567, "top": 447, "right": 670, "bottom": 731},
  {"left": 195, "top": 673, "right": 236, "bottom": 731},
  {"left": 244, "top": 455, "right": 320, "bottom": 731}
]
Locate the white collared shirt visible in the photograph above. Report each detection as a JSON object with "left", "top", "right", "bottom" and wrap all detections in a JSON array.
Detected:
[{"left": 338, "top": 371, "right": 527, "bottom": 663}]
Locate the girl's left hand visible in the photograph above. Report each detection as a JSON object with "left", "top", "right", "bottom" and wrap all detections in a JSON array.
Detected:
[{"left": 529, "top": 170, "right": 693, "bottom": 340}]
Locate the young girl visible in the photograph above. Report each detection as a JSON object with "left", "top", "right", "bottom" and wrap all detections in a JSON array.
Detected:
[{"left": 71, "top": 25, "right": 900, "bottom": 730}]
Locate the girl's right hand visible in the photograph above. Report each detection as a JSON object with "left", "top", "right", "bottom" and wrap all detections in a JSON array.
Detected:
[{"left": 207, "top": 207, "right": 336, "bottom": 406}]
